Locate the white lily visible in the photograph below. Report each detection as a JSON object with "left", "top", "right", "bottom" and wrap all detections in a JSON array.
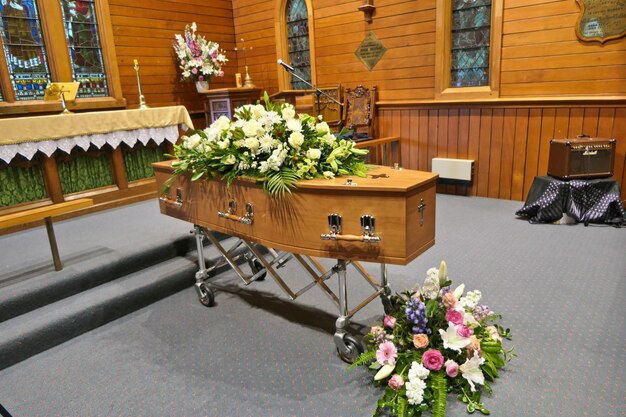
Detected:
[
  {"left": 459, "top": 351, "right": 486, "bottom": 391},
  {"left": 438, "top": 260, "right": 448, "bottom": 285},
  {"left": 374, "top": 363, "right": 395, "bottom": 381},
  {"left": 453, "top": 283, "right": 465, "bottom": 300},
  {"left": 439, "top": 322, "right": 471, "bottom": 352}
]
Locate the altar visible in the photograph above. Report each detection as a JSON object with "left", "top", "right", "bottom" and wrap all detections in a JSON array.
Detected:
[{"left": 0, "top": 106, "right": 194, "bottom": 228}]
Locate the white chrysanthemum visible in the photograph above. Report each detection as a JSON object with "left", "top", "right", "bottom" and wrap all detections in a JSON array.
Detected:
[
  {"left": 282, "top": 105, "right": 296, "bottom": 120},
  {"left": 259, "top": 134, "right": 274, "bottom": 153},
  {"left": 459, "top": 290, "right": 482, "bottom": 310},
  {"left": 408, "top": 361, "right": 430, "bottom": 381},
  {"left": 460, "top": 351, "right": 486, "bottom": 392},
  {"left": 288, "top": 132, "right": 304, "bottom": 149},
  {"left": 286, "top": 118, "right": 302, "bottom": 133},
  {"left": 405, "top": 378, "right": 426, "bottom": 405},
  {"left": 306, "top": 148, "right": 321, "bottom": 160}
]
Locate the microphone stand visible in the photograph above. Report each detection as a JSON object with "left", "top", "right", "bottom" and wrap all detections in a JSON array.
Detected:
[{"left": 279, "top": 64, "right": 341, "bottom": 117}]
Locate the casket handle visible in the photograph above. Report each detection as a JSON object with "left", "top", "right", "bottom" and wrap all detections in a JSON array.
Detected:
[
  {"left": 159, "top": 188, "right": 183, "bottom": 208},
  {"left": 218, "top": 201, "right": 254, "bottom": 225},
  {"left": 321, "top": 233, "right": 381, "bottom": 243}
]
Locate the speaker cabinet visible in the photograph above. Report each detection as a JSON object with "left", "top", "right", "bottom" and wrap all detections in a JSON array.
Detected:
[{"left": 548, "top": 137, "right": 616, "bottom": 179}]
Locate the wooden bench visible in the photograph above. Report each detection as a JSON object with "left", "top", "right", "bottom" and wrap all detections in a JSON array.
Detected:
[{"left": 0, "top": 199, "right": 94, "bottom": 271}]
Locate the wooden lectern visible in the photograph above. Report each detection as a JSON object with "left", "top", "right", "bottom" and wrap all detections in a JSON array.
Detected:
[{"left": 200, "top": 87, "right": 262, "bottom": 126}]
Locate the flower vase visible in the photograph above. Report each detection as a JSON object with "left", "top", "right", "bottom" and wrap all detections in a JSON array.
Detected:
[{"left": 195, "top": 80, "right": 209, "bottom": 93}]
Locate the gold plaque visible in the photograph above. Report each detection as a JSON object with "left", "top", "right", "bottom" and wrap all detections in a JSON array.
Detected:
[
  {"left": 575, "top": 0, "right": 626, "bottom": 43},
  {"left": 355, "top": 31, "right": 387, "bottom": 71}
]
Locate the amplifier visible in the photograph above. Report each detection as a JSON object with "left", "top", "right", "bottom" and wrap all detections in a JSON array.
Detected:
[{"left": 548, "top": 137, "right": 616, "bottom": 179}]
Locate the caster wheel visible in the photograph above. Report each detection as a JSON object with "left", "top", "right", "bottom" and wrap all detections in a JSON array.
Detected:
[
  {"left": 197, "top": 282, "right": 215, "bottom": 307},
  {"left": 337, "top": 334, "right": 364, "bottom": 364},
  {"left": 248, "top": 258, "right": 267, "bottom": 281}
]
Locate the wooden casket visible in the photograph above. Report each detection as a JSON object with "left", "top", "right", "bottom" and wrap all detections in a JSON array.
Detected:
[{"left": 153, "top": 160, "right": 438, "bottom": 265}]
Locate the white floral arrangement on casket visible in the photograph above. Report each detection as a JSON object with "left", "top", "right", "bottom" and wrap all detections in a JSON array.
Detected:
[{"left": 166, "top": 93, "right": 369, "bottom": 196}]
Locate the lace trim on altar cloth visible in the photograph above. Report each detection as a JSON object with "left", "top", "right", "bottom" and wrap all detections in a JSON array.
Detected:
[{"left": 0, "top": 126, "right": 179, "bottom": 163}]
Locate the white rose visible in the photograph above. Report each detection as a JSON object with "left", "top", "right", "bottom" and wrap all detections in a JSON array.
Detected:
[
  {"left": 322, "top": 133, "right": 336, "bottom": 146},
  {"left": 316, "top": 122, "right": 330, "bottom": 134},
  {"left": 306, "top": 148, "right": 321, "bottom": 160},
  {"left": 288, "top": 132, "right": 304, "bottom": 149},
  {"left": 184, "top": 134, "right": 202, "bottom": 149},
  {"left": 286, "top": 118, "right": 302, "bottom": 133},
  {"left": 244, "top": 137, "right": 260, "bottom": 151},
  {"left": 223, "top": 154, "right": 236, "bottom": 165},
  {"left": 242, "top": 120, "right": 261, "bottom": 137},
  {"left": 281, "top": 106, "right": 296, "bottom": 120}
]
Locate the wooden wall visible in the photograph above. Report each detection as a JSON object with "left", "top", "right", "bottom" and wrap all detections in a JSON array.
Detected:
[
  {"left": 108, "top": 0, "right": 238, "bottom": 127},
  {"left": 379, "top": 102, "right": 626, "bottom": 201},
  {"left": 105, "top": 0, "right": 626, "bottom": 202}
]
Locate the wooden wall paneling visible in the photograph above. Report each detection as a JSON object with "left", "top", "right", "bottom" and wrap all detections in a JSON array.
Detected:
[
  {"left": 488, "top": 109, "right": 504, "bottom": 199},
  {"left": 435, "top": 109, "right": 449, "bottom": 194},
  {"left": 553, "top": 108, "right": 570, "bottom": 138},
  {"left": 597, "top": 108, "right": 616, "bottom": 138},
  {"left": 447, "top": 109, "right": 460, "bottom": 193},
  {"left": 523, "top": 108, "right": 542, "bottom": 198},
  {"left": 567, "top": 107, "right": 584, "bottom": 137},
  {"left": 511, "top": 108, "right": 529, "bottom": 201},
  {"left": 500, "top": 108, "right": 517, "bottom": 200},
  {"left": 418, "top": 110, "right": 429, "bottom": 172},
  {"left": 582, "top": 108, "right": 599, "bottom": 137},
  {"left": 476, "top": 109, "right": 493, "bottom": 197},
  {"left": 400, "top": 109, "right": 411, "bottom": 168},
  {"left": 611, "top": 108, "right": 626, "bottom": 200},
  {"left": 408, "top": 110, "right": 419, "bottom": 170},
  {"left": 427, "top": 110, "right": 439, "bottom": 172},
  {"left": 537, "top": 108, "right": 556, "bottom": 177},
  {"left": 467, "top": 108, "right": 482, "bottom": 196}
]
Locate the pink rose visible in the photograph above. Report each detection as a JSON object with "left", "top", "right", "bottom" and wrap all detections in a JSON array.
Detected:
[
  {"left": 442, "top": 292, "right": 457, "bottom": 309},
  {"left": 457, "top": 324, "right": 472, "bottom": 338},
  {"left": 198, "top": 75, "right": 204, "bottom": 81},
  {"left": 413, "top": 333, "right": 429, "bottom": 349},
  {"left": 383, "top": 315, "right": 396, "bottom": 329},
  {"left": 445, "top": 309, "right": 464, "bottom": 325},
  {"left": 445, "top": 359, "right": 458, "bottom": 377},
  {"left": 422, "top": 349, "right": 444, "bottom": 371},
  {"left": 191, "top": 68, "right": 198, "bottom": 74},
  {"left": 388, "top": 374, "right": 404, "bottom": 390}
]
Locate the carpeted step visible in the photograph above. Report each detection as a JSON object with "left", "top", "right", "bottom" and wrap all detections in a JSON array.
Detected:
[
  {"left": 0, "top": 255, "right": 198, "bottom": 371},
  {"left": 0, "top": 236, "right": 196, "bottom": 323}
]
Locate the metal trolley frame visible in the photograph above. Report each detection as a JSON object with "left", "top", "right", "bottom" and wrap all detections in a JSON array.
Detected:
[{"left": 191, "top": 225, "right": 391, "bottom": 363}]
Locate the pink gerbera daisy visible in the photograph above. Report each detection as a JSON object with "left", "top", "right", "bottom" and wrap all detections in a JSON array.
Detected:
[{"left": 376, "top": 341, "right": 398, "bottom": 366}]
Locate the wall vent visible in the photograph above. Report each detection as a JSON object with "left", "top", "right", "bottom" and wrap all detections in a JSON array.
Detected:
[{"left": 431, "top": 158, "right": 474, "bottom": 181}]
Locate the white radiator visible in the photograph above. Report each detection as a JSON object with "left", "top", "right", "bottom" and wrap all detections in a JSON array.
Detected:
[{"left": 431, "top": 158, "right": 474, "bottom": 181}]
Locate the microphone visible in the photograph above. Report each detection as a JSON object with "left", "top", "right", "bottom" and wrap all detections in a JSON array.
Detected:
[{"left": 277, "top": 59, "right": 295, "bottom": 72}]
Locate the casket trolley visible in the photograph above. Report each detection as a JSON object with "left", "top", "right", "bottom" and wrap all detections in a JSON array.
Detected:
[{"left": 154, "top": 161, "right": 438, "bottom": 362}]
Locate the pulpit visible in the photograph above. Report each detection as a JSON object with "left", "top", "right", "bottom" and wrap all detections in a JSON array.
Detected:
[{"left": 200, "top": 87, "right": 262, "bottom": 126}]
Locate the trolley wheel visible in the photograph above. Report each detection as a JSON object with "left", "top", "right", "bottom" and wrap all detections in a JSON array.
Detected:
[
  {"left": 337, "top": 334, "right": 364, "bottom": 364},
  {"left": 248, "top": 258, "right": 267, "bottom": 281},
  {"left": 197, "top": 282, "right": 215, "bottom": 307}
]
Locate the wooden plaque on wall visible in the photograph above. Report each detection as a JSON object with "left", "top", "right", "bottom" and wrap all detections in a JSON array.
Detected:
[{"left": 575, "top": 0, "right": 626, "bottom": 43}]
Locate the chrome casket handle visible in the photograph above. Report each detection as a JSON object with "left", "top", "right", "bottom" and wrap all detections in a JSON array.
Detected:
[
  {"left": 320, "top": 214, "right": 381, "bottom": 243},
  {"left": 159, "top": 188, "right": 183, "bottom": 208},
  {"left": 218, "top": 201, "right": 254, "bottom": 225}
]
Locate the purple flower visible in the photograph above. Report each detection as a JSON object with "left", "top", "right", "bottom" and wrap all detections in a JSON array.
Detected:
[
  {"left": 473, "top": 304, "right": 492, "bottom": 321},
  {"left": 422, "top": 349, "right": 444, "bottom": 371},
  {"left": 406, "top": 297, "right": 430, "bottom": 334}
]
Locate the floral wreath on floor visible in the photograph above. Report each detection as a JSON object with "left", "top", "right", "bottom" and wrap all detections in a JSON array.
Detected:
[
  {"left": 350, "top": 261, "right": 515, "bottom": 417},
  {"left": 166, "top": 92, "right": 369, "bottom": 196},
  {"left": 173, "top": 22, "right": 227, "bottom": 83}
]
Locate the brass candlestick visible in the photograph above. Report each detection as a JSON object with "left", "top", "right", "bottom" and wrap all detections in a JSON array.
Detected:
[
  {"left": 133, "top": 59, "right": 149, "bottom": 109},
  {"left": 235, "top": 39, "right": 255, "bottom": 88}
]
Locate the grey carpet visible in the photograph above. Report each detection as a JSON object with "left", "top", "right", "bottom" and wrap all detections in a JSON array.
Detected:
[{"left": 0, "top": 195, "right": 624, "bottom": 416}]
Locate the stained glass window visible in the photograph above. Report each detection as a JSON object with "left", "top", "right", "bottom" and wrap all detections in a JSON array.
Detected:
[
  {"left": 286, "top": 0, "right": 311, "bottom": 90},
  {"left": 0, "top": 0, "right": 51, "bottom": 101},
  {"left": 60, "top": 0, "right": 108, "bottom": 98},
  {"left": 451, "top": 0, "right": 491, "bottom": 87}
]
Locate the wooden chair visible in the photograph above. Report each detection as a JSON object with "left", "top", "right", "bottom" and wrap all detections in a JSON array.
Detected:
[
  {"left": 341, "top": 85, "right": 377, "bottom": 140},
  {"left": 311, "top": 84, "right": 342, "bottom": 130}
]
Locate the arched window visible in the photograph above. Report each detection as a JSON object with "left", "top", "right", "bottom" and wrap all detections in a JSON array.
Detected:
[
  {"left": 285, "top": 0, "right": 311, "bottom": 90},
  {"left": 0, "top": 0, "right": 121, "bottom": 110}
]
